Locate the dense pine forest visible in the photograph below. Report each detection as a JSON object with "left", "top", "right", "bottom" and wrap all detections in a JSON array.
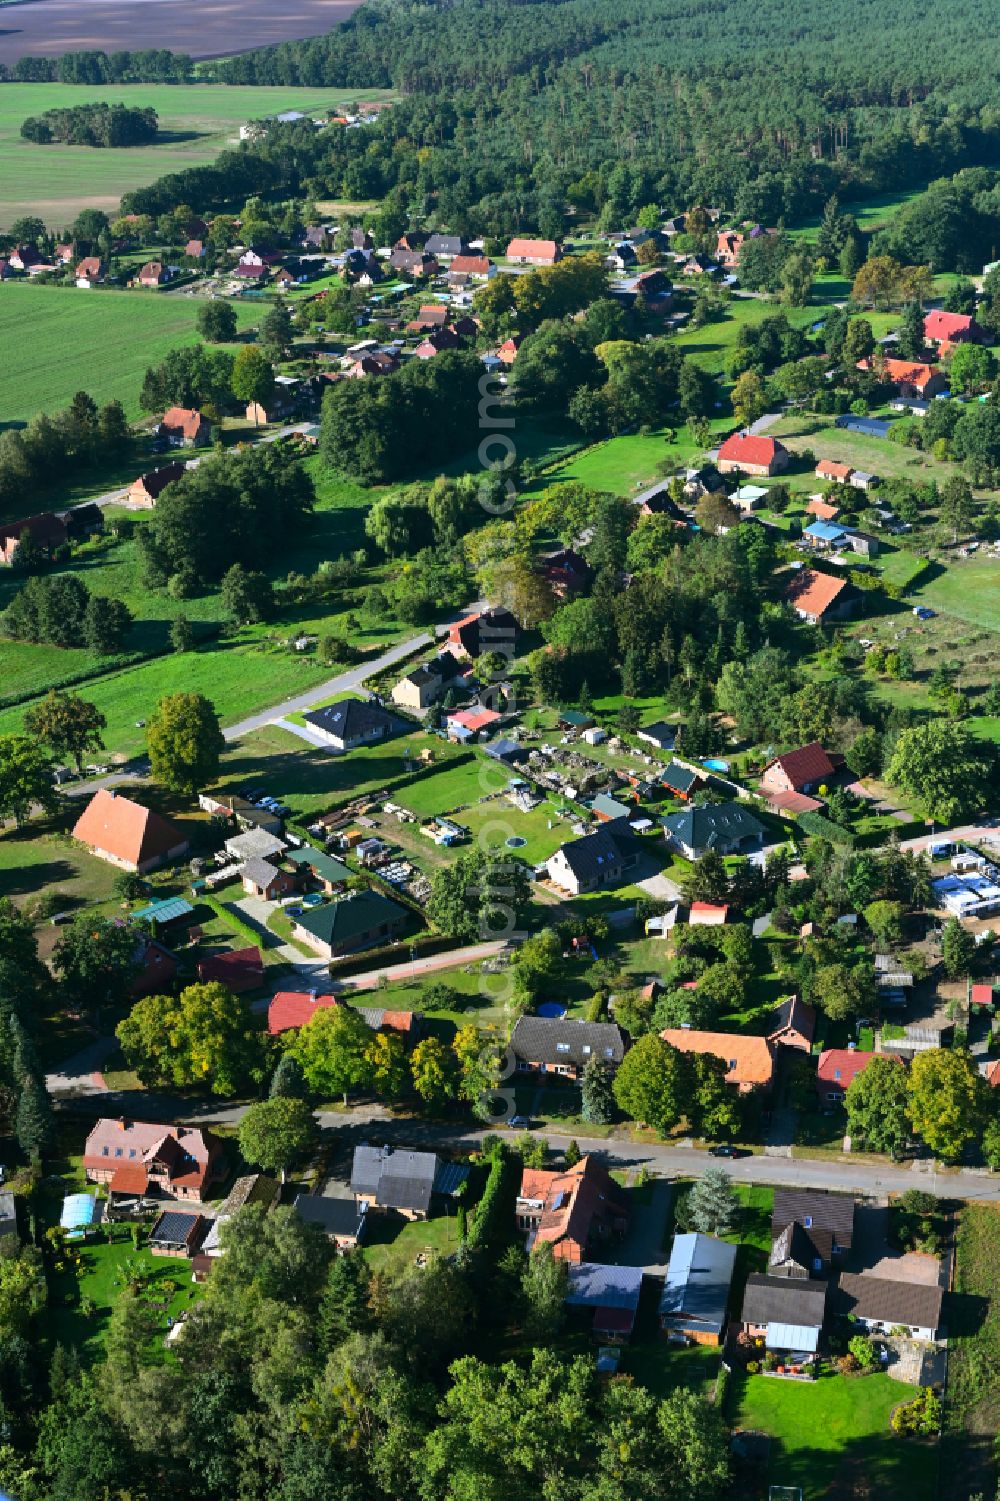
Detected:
[
  {"left": 99, "top": 0, "right": 1000, "bottom": 237},
  {"left": 172, "top": 0, "right": 1000, "bottom": 232}
]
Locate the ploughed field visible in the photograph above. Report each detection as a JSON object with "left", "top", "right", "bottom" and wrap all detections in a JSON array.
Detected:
[{"left": 0, "top": 0, "right": 364, "bottom": 65}]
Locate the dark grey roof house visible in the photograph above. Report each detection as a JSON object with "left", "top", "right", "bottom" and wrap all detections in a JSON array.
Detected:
[
  {"left": 351, "top": 1144, "right": 440, "bottom": 1219},
  {"left": 741, "top": 1273, "right": 828, "bottom": 1352},
  {"left": 302, "top": 696, "right": 408, "bottom": 752},
  {"left": 662, "top": 801, "right": 766, "bottom": 859},
  {"left": 770, "top": 1189, "right": 855, "bottom": 1276},
  {"left": 510, "top": 1016, "right": 627, "bottom": 1078},
  {"left": 637, "top": 721, "right": 678, "bottom": 751},
  {"left": 545, "top": 816, "right": 640, "bottom": 895},
  {"left": 833, "top": 1274, "right": 942, "bottom": 1340},
  {"left": 293, "top": 1193, "right": 367, "bottom": 1247},
  {"left": 424, "top": 234, "right": 470, "bottom": 258}
]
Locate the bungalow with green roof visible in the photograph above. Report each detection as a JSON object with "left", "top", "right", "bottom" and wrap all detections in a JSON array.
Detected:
[
  {"left": 286, "top": 846, "right": 352, "bottom": 893},
  {"left": 662, "top": 801, "right": 766, "bottom": 860},
  {"left": 292, "top": 891, "right": 410, "bottom": 959}
]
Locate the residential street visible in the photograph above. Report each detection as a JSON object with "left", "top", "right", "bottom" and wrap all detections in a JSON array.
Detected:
[{"left": 53, "top": 1087, "right": 1000, "bottom": 1204}]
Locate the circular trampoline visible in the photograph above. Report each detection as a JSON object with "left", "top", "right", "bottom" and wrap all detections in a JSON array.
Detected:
[{"left": 506, "top": 835, "right": 527, "bottom": 848}]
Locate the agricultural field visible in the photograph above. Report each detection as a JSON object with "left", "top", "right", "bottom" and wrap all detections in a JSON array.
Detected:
[
  {"left": 0, "top": 648, "right": 335, "bottom": 759},
  {"left": 0, "top": 282, "right": 259, "bottom": 421},
  {"left": 0, "top": 82, "right": 391, "bottom": 227}
]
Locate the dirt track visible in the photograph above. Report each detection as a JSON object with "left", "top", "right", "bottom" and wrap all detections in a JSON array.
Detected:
[{"left": 0, "top": 0, "right": 364, "bottom": 65}]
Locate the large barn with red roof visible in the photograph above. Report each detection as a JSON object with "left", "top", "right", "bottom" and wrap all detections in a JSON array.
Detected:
[{"left": 72, "top": 788, "right": 189, "bottom": 873}]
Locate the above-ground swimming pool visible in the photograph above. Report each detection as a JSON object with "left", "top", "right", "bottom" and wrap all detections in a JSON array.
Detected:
[
  {"left": 537, "top": 1001, "right": 567, "bottom": 1018},
  {"left": 702, "top": 758, "right": 730, "bottom": 772}
]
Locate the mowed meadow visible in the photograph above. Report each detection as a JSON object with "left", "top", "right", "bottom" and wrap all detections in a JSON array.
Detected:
[
  {"left": 0, "top": 282, "right": 261, "bottom": 420},
  {"left": 0, "top": 82, "right": 395, "bottom": 228}
]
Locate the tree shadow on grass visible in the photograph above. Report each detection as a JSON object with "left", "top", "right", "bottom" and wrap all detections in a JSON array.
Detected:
[{"left": 0, "top": 854, "right": 79, "bottom": 901}]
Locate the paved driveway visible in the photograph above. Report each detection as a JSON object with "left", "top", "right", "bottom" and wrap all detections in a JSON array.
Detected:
[
  {"left": 604, "top": 1179, "right": 673, "bottom": 1275},
  {"left": 849, "top": 1204, "right": 944, "bottom": 1285}
]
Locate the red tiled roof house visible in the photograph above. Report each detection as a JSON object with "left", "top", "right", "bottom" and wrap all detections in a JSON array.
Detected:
[
  {"left": 717, "top": 433, "right": 789, "bottom": 477},
  {"left": 815, "top": 1048, "right": 896, "bottom": 1102},
  {"left": 661, "top": 1029, "right": 775, "bottom": 1094},
  {"left": 515, "top": 1156, "right": 629, "bottom": 1262},
  {"left": 158, "top": 407, "right": 211, "bottom": 447},
  {"left": 84, "top": 1118, "right": 227, "bottom": 1201},
  {"left": 72, "top": 788, "right": 189, "bottom": 873},
  {"left": 760, "top": 742, "right": 837, "bottom": 795},
  {"left": 856, "top": 357, "right": 946, "bottom": 398},
  {"left": 784, "top": 568, "right": 853, "bottom": 624},
  {"left": 506, "top": 237, "right": 562, "bottom": 265},
  {"left": 924, "top": 310, "right": 985, "bottom": 348}
]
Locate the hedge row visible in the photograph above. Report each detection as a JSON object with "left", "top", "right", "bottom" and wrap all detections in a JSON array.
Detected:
[
  {"left": 0, "top": 650, "right": 153, "bottom": 711},
  {"left": 797, "top": 810, "right": 856, "bottom": 847},
  {"left": 326, "top": 931, "right": 459, "bottom": 979},
  {"left": 466, "top": 1147, "right": 520, "bottom": 1255}
]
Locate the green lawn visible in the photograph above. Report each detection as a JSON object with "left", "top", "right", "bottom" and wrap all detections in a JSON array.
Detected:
[
  {"left": 0, "top": 824, "right": 117, "bottom": 905},
  {"left": 450, "top": 796, "right": 578, "bottom": 866},
  {"left": 668, "top": 297, "right": 825, "bottom": 379},
  {"left": 909, "top": 554, "right": 1000, "bottom": 631},
  {"left": 0, "top": 82, "right": 394, "bottom": 228},
  {"left": 361, "top": 1207, "right": 463, "bottom": 1276},
  {"left": 529, "top": 419, "right": 730, "bottom": 498},
  {"left": 731, "top": 1367, "right": 934, "bottom": 1501},
  {"left": 0, "top": 281, "right": 260, "bottom": 420},
  {"left": 394, "top": 756, "right": 503, "bottom": 818},
  {"left": 220, "top": 723, "right": 468, "bottom": 816},
  {"left": 42, "top": 1219, "right": 201, "bottom": 1361}
]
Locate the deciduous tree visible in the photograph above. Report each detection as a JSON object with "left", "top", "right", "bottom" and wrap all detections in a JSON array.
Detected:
[
  {"left": 613, "top": 1033, "right": 687, "bottom": 1134},
  {"left": 885, "top": 721, "right": 988, "bottom": 823},
  {"left": 288, "top": 1003, "right": 374, "bottom": 1103},
  {"left": 845, "top": 1054, "right": 909, "bottom": 1156},
  {"left": 146, "top": 690, "right": 224, "bottom": 794},
  {"left": 237, "top": 1096, "right": 316, "bottom": 1181},
  {"left": 23, "top": 690, "right": 106, "bottom": 774},
  {"left": 0, "top": 735, "right": 58, "bottom": 826},
  {"left": 907, "top": 1048, "right": 984, "bottom": 1162},
  {"left": 117, "top": 980, "right": 267, "bottom": 1095}
]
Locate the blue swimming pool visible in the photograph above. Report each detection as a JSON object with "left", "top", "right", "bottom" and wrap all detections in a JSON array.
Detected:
[
  {"left": 702, "top": 758, "right": 730, "bottom": 772},
  {"left": 537, "top": 1001, "right": 567, "bottom": 1019}
]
